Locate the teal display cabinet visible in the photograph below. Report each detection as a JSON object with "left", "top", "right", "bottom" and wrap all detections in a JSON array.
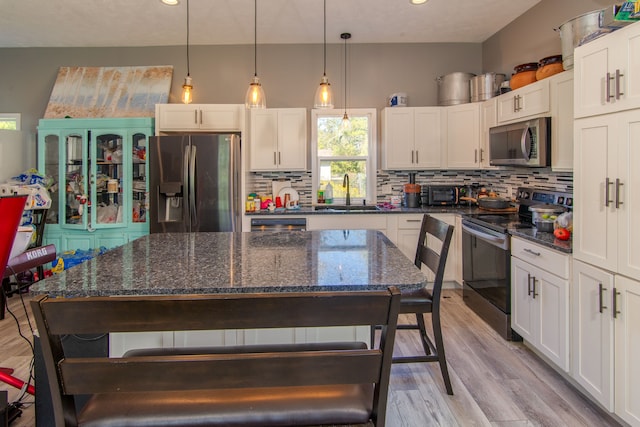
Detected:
[{"left": 37, "top": 118, "right": 154, "bottom": 253}]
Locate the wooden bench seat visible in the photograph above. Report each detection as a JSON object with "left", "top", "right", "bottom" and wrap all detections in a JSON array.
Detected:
[{"left": 31, "top": 289, "right": 401, "bottom": 427}]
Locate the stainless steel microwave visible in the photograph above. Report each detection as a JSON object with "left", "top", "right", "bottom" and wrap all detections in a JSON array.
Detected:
[{"left": 489, "top": 117, "right": 551, "bottom": 167}]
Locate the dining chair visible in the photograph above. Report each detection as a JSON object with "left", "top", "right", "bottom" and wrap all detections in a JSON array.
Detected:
[{"left": 373, "top": 214, "right": 454, "bottom": 395}]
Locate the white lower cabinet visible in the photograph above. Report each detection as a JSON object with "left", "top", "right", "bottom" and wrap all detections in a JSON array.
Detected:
[
  {"left": 614, "top": 275, "right": 640, "bottom": 427},
  {"left": 572, "top": 260, "right": 640, "bottom": 426},
  {"left": 511, "top": 237, "right": 570, "bottom": 371},
  {"left": 387, "top": 213, "right": 460, "bottom": 286}
]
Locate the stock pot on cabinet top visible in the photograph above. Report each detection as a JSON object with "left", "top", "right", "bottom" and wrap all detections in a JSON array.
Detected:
[
  {"left": 436, "top": 72, "right": 475, "bottom": 106},
  {"left": 470, "top": 73, "right": 506, "bottom": 102}
]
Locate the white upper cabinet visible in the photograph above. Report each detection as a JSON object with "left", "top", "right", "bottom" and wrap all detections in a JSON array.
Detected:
[
  {"left": 480, "top": 98, "right": 496, "bottom": 168},
  {"left": 549, "top": 71, "right": 574, "bottom": 171},
  {"left": 444, "top": 103, "right": 481, "bottom": 169},
  {"left": 574, "top": 21, "right": 640, "bottom": 119},
  {"left": 574, "top": 110, "right": 640, "bottom": 279},
  {"left": 497, "top": 78, "right": 550, "bottom": 124},
  {"left": 382, "top": 107, "right": 442, "bottom": 170},
  {"left": 155, "top": 104, "right": 243, "bottom": 133},
  {"left": 249, "top": 108, "right": 307, "bottom": 171}
]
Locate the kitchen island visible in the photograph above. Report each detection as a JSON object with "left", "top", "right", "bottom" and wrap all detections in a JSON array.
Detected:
[
  {"left": 31, "top": 230, "right": 423, "bottom": 425},
  {"left": 31, "top": 230, "right": 426, "bottom": 297}
]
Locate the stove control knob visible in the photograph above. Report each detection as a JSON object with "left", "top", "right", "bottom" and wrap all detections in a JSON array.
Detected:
[{"left": 566, "top": 198, "right": 573, "bottom": 207}]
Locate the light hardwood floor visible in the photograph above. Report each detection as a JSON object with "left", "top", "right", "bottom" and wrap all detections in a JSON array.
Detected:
[{"left": 0, "top": 289, "right": 623, "bottom": 427}]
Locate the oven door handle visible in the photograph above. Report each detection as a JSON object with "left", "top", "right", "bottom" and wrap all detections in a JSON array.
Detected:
[{"left": 462, "top": 222, "right": 509, "bottom": 250}]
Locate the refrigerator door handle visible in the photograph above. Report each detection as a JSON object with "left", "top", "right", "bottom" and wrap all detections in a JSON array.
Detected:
[
  {"left": 183, "top": 144, "right": 190, "bottom": 230},
  {"left": 230, "top": 135, "right": 239, "bottom": 231},
  {"left": 190, "top": 144, "right": 197, "bottom": 227}
]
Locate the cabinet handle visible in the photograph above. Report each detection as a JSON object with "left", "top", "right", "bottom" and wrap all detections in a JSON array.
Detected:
[
  {"left": 278, "top": 152, "right": 281, "bottom": 165},
  {"left": 474, "top": 149, "right": 478, "bottom": 163},
  {"left": 606, "top": 72, "right": 614, "bottom": 101},
  {"left": 194, "top": 110, "right": 198, "bottom": 124},
  {"left": 612, "top": 287, "right": 621, "bottom": 319},
  {"left": 615, "top": 69, "right": 624, "bottom": 100},
  {"left": 513, "top": 96, "right": 518, "bottom": 113},
  {"left": 273, "top": 152, "right": 277, "bottom": 165},
  {"left": 415, "top": 150, "right": 419, "bottom": 164},
  {"left": 532, "top": 276, "right": 538, "bottom": 299},
  {"left": 411, "top": 150, "right": 414, "bottom": 164},
  {"left": 199, "top": 110, "right": 203, "bottom": 124},
  {"left": 605, "top": 177, "right": 614, "bottom": 207},
  {"left": 524, "top": 248, "right": 541, "bottom": 256},
  {"left": 598, "top": 283, "right": 607, "bottom": 313},
  {"left": 480, "top": 148, "right": 484, "bottom": 162},
  {"left": 615, "top": 178, "right": 623, "bottom": 209}
]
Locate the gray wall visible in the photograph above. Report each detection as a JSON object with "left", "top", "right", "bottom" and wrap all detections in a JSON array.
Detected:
[
  {"left": 482, "top": 0, "right": 618, "bottom": 75},
  {"left": 0, "top": 43, "right": 481, "bottom": 138}
]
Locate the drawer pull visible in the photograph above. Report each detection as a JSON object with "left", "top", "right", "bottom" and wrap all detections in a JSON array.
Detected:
[
  {"left": 406, "top": 219, "right": 422, "bottom": 223},
  {"left": 524, "top": 248, "right": 541, "bottom": 256}
]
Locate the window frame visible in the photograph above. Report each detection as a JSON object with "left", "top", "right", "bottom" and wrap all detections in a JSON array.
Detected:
[
  {"left": 0, "top": 113, "right": 21, "bottom": 130},
  {"left": 311, "top": 108, "right": 377, "bottom": 206}
]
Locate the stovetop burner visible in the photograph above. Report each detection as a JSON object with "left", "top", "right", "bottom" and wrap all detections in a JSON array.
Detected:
[
  {"left": 463, "top": 213, "right": 525, "bottom": 233},
  {"left": 463, "top": 186, "right": 572, "bottom": 234}
]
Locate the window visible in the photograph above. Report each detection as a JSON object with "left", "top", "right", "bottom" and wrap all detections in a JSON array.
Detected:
[
  {"left": 0, "top": 113, "right": 21, "bottom": 130},
  {"left": 311, "top": 109, "right": 377, "bottom": 205}
]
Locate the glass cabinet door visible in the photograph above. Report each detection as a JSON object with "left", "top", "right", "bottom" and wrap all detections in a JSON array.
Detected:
[
  {"left": 42, "top": 133, "right": 60, "bottom": 225},
  {"left": 62, "top": 131, "right": 88, "bottom": 228},
  {"left": 131, "top": 132, "right": 148, "bottom": 224},
  {"left": 92, "top": 130, "right": 125, "bottom": 227}
]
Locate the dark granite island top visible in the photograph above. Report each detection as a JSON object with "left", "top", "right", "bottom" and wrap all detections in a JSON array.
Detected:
[{"left": 31, "top": 230, "right": 426, "bottom": 298}]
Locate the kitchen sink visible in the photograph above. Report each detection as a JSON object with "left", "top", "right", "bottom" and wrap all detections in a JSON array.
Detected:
[{"left": 313, "top": 205, "right": 380, "bottom": 212}]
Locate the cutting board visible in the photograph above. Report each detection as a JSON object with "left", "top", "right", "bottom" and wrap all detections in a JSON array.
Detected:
[{"left": 271, "top": 179, "right": 292, "bottom": 200}]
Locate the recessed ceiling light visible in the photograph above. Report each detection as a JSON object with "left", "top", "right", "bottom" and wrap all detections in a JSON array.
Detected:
[
  {"left": 161, "top": 0, "right": 179, "bottom": 5},
  {"left": 410, "top": 0, "right": 428, "bottom": 4}
]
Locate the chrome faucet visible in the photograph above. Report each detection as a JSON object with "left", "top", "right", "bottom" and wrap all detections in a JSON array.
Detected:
[{"left": 343, "top": 174, "right": 351, "bottom": 206}]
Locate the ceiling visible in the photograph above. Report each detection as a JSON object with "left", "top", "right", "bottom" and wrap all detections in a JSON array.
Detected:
[{"left": 0, "top": 0, "right": 543, "bottom": 48}]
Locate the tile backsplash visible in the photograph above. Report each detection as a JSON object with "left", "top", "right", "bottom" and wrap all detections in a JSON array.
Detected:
[{"left": 246, "top": 168, "right": 573, "bottom": 206}]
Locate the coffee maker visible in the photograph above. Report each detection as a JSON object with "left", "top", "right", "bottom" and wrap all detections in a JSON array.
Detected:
[{"left": 403, "top": 173, "right": 421, "bottom": 208}]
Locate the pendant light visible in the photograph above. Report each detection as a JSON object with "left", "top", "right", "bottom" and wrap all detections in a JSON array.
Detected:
[
  {"left": 181, "top": 0, "right": 193, "bottom": 104},
  {"left": 341, "top": 32, "right": 351, "bottom": 127},
  {"left": 245, "top": 0, "right": 266, "bottom": 109},
  {"left": 313, "top": 0, "right": 333, "bottom": 108}
]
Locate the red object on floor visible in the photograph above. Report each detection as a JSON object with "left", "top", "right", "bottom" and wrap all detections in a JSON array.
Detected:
[{"left": 0, "top": 370, "right": 35, "bottom": 395}]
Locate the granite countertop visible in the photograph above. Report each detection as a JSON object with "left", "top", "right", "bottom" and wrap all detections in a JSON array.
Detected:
[
  {"left": 508, "top": 227, "right": 572, "bottom": 253},
  {"left": 31, "top": 230, "right": 426, "bottom": 298}
]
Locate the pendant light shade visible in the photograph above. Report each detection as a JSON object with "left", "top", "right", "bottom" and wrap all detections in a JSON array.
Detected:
[
  {"left": 245, "top": 0, "right": 266, "bottom": 109},
  {"left": 341, "top": 32, "right": 351, "bottom": 127},
  {"left": 181, "top": 0, "right": 193, "bottom": 104},
  {"left": 313, "top": 0, "right": 333, "bottom": 108},
  {"left": 182, "top": 76, "right": 193, "bottom": 104}
]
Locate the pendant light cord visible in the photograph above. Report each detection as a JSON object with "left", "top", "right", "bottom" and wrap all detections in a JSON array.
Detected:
[
  {"left": 323, "top": 0, "right": 326, "bottom": 76},
  {"left": 186, "top": 0, "right": 190, "bottom": 77},
  {"left": 253, "top": 0, "right": 258, "bottom": 77},
  {"left": 343, "top": 34, "right": 347, "bottom": 114}
]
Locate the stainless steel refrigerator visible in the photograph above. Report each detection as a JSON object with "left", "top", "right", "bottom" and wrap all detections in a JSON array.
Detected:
[{"left": 149, "top": 134, "right": 241, "bottom": 233}]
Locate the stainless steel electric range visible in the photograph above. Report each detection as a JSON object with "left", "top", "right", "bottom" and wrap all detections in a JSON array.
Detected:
[{"left": 461, "top": 187, "right": 572, "bottom": 340}]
